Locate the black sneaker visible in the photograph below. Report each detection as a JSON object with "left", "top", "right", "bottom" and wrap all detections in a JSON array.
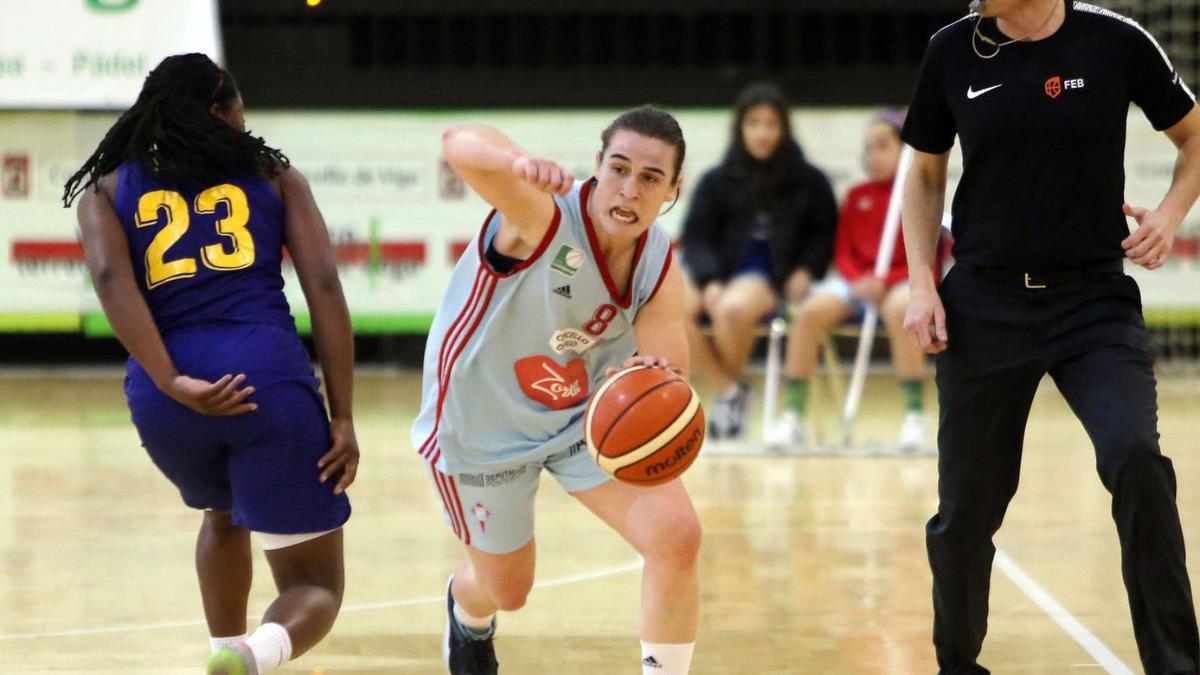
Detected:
[{"left": 444, "top": 576, "right": 499, "bottom": 674}]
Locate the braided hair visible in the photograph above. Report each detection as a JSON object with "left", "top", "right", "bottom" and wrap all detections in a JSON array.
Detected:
[{"left": 63, "top": 53, "right": 288, "bottom": 206}]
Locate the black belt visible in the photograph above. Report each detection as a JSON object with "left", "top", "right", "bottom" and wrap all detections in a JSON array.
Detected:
[{"left": 956, "top": 260, "right": 1124, "bottom": 289}]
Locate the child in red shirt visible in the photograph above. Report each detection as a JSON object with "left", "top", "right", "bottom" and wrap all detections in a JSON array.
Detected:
[{"left": 767, "top": 110, "right": 931, "bottom": 451}]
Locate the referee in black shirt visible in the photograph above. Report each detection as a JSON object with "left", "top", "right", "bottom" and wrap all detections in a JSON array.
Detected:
[{"left": 902, "top": 1, "right": 1200, "bottom": 673}]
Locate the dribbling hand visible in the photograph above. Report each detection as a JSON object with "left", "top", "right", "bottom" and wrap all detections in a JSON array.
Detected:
[
  {"left": 1122, "top": 203, "right": 1176, "bottom": 270},
  {"left": 511, "top": 156, "right": 574, "bottom": 196},
  {"left": 903, "top": 287, "right": 948, "bottom": 354},
  {"left": 162, "top": 373, "right": 258, "bottom": 416},
  {"left": 318, "top": 417, "right": 359, "bottom": 495},
  {"left": 605, "top": 355, "right": 681, "bottom": 378}
]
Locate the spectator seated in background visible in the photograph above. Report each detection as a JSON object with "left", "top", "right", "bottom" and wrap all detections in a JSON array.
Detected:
[
  {"left": 681, "top": 81, "right": 837, "bottom": 440},
  {"left": 766, "top": 110, "right": 934, "bottom": 452}
]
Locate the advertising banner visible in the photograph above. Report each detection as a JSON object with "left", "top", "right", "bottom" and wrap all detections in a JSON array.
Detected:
[
  {"left": 0, "top": 0, "right": 221, "bottom": 109},
  {"left": 0, "top": 108, "right": 1196, "bottom": 334}
]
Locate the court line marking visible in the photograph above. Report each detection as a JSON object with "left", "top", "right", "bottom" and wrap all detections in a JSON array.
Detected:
[
  {"left": 0, "top": 558, "right": 643, "bottom": 641},
  {"left": 994, "top": 547, "right": 1135, "bottom": 675}
]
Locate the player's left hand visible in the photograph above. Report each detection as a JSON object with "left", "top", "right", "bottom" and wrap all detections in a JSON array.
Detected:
[
  {"left": 1122, "top": 203, "right": 1177, "bottom": 270},
  {"left": 605, "top": 355, "right": 681, "bottom": 378},
  {"left": 318, "top": 417, "right": 359, "bottom": 495}
]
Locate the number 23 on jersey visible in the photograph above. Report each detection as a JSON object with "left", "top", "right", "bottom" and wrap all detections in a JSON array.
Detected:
[{"left": 136, "top": 183, "right": 256, "bottom": 289}]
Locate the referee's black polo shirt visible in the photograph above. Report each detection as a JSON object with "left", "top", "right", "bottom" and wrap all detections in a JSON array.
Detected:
[{"left": 902, "top": 2, "right": 1196, "bottom": 270}]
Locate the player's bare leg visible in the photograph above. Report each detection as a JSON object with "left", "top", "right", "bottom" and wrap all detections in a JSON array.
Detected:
[
  {"left": 575, "top": 479, "right": 701, "bottom": 674},
  {"left": 441, "top": 540, "right": 535, "bottom": 674},
  {"left": 260, "top": 530, "right": 345, "bottom": 655},
  {"left": 207, "top": 530, "right": 345, "bottom": 674},
  {"left": 196, "top": 511, "right": 252, "bottom": 643},
  {"left": 453, "top": 538, "right": 536, "bottom": 616}
]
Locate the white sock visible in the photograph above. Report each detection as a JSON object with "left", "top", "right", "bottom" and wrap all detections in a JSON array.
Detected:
[
  {"left": 453, "top": 601, "right": 495, "bottom": 635},
  {"left": 245, "top": 622, "right": 292, "bottom": 673},
  {"left": 641, "top": 641, "right": 695, "bottom": 675},
  {"left": 209, "top": 633, "right": 247, "bottom": 652}
]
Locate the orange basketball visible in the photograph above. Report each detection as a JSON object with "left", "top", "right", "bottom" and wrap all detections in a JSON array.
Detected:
[{"left": 585, "top": 366, "right": 705, "bottom": 486}]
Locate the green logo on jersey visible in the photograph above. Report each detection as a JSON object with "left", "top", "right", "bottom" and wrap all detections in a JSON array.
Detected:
[
  {"left": 551, "top": 244, "right": 585, "bottom": 277},
  {"left": 86, "top": 0, "right": 138, "bottom": 12}
]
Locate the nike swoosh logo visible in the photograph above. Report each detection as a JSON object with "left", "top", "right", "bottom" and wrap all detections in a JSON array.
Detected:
[{"left": 967, "top": 84, "right": 1003, "bottom": 99}]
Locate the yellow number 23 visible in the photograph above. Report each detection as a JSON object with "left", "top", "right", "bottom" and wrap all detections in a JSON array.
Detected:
[{"left": 135, "top": 184, "right": 256, "bottom": 289}]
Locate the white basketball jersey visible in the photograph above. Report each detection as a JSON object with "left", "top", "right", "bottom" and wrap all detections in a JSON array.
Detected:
[{"left": 412, "top": 179, "right": 674, "bottom": 471}]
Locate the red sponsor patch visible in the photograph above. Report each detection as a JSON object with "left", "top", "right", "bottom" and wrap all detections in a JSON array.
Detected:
[{"left": 514, "top": 355, "right": 589, "bottom": 410}]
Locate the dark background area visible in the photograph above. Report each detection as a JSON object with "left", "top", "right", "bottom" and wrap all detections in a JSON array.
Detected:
[{"left": 220, "top": 0, "right": 965, "bottom": 108}]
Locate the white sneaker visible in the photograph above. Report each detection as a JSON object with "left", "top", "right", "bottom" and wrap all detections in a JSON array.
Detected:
[
  {"left": 765, "top": 410, "right": 806, "bottom": 452},
  {"left": 898, "top": 412, "right": 929, "bottom": 452}
]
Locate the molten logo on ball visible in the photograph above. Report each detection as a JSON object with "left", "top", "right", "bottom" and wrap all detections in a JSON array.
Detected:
[{"left": 645, "top": 427, "right": 703, "bottom": 477}]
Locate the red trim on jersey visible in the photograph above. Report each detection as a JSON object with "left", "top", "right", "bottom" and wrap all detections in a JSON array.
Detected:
[
  {"left": 579, "top": 178, "right": 647, "bottom": 309},
  {"left": 445, "top": 474, "right": 472, "bottom": 546},
  {"left": 436, "top": 266, "right": 487, "bottom": 386},
  {"left": 431, "top": 463, "right": 462, "bottom": 540},
  {"left": 419, "top": 270, "right": 499, "bottom": 459},
  {"left": 420, "top": 266, "right": 496, "bottom": 459},
  {"left": 645, "top": 245, "right": 673, "bottom": 305},
  {"left": 474, "top": 201, "right": 562, "bottom": 278}
]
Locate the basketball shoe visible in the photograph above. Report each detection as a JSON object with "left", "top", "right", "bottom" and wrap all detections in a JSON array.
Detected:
[
  {"left": 709, "top": 382, "right": 750, "bottom": 439},
  {"left": 898, "top": 412, "right": 929, "bottom": 452},
  {"left": 444, "top": 576, "right": 499, "bottom": 675},
  {"left": 765, "top": 410, "right": 806, "bottom": 452},
  {"left": 206, "top": 645, "right": 257, "bottom": 675}
]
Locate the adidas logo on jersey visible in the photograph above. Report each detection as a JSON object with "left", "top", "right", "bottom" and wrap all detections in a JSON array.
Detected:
[
  {"left": 553, "top": 285, "right": 572, "bottom": 299},
  {"left": 642, "top": 656, "right": 663, "bottom": 669}
]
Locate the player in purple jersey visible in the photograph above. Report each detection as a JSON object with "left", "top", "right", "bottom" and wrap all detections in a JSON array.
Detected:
[{"left": 63, "top": 54, "right": 357, "bottom": 675}]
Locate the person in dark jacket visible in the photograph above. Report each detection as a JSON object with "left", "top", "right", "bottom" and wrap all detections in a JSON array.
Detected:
[{"left": 681, "top": 81, "right": 837, "bottom": 439}]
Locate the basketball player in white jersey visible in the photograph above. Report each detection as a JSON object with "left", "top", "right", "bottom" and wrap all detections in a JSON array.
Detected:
[{"left": 412, "top": 106, "right": 700, "bottom": 675}]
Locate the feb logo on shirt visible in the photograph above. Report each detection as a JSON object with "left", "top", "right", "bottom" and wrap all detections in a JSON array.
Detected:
[
  {"left": 514, "top": 355, "right": 590, "bottom": 410},
  {"left": 1045, "top": 75, "right": 1085, "bottom": 99}
]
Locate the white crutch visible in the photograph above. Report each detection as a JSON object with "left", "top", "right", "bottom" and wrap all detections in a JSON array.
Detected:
[{"left": 840, "top": 144, "right": 915, "bottom": 446}]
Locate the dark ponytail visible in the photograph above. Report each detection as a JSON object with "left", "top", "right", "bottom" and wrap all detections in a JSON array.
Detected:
[{"left": 63, "top": 53, "right": 288, "bottom": 206}]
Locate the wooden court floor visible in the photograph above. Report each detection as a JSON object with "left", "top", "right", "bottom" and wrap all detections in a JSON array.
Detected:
[{"left": 0, "top": 369, "right": 1196, "bottom": 674}]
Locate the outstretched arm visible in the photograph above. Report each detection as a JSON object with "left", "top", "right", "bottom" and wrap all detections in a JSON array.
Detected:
[{"left": 442, "top": 125, "right": 573, "bottom": 249}]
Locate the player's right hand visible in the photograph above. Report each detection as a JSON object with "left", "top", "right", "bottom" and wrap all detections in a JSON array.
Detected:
[
  {"left": 162, "top": 373, "right": 258, "bottom": 416},
  {"left": 903, "top": 286, "right": 948, "bottom": 354},
  {"left": 318, "top": 417, "right": 359, "bottom": 495},
  {"left": 511, "top": 156, "right": 574, "bottom": 195}
]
